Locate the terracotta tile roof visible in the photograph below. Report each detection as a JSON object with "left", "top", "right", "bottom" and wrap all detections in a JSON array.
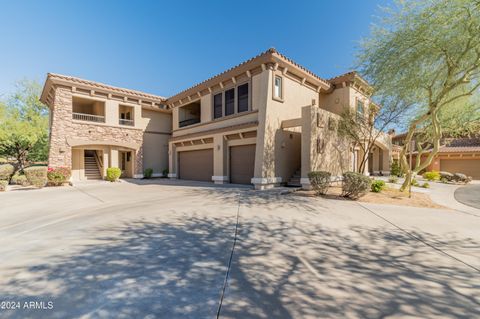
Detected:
[
  {"left": 328, "top": 70, "right": 372, "bottom": 91},
  {"left": 409, "top": 138, "right": 480, "bottom": 154},
  {"left": 166, "top": 48, "right": 335, "bottom": 104},
  {"left": 327, "top": 71, "right": 357, "bottom": 82},
  {"left": 45, "top": 73, "right": 166, "bottom": 102},
  {"left": 166, "top": 49, "right": 275, "bottom": 102},
  {"left": 272, "top": 48, "right": 331, "bottom": 88},
  {"left": 439, "top": 138, "right": 480, "bottom": 153},
  {"left": 439, "top": 146, "right": 480, "bottom": 153}
]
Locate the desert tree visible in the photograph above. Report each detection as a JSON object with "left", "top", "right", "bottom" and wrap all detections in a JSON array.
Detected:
[
  {"left": 357, "top": 0, "right": 480, "bottom": 190},
  {"left": 337, "top": 96, "right": 412, "bottom": 174},
  {"left": 0, "top": 80, "right": 49, "bottom": 172}
]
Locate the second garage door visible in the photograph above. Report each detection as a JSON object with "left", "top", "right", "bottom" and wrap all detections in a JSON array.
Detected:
[
  {"left": 230, "top": 144, "right": 256, "bottom": 184},
  {"left": 178, "top": 149, "right": 213, "bottom": 182},
  {"left": 440, "top": 159, "right": 480, "bottom": 180}
]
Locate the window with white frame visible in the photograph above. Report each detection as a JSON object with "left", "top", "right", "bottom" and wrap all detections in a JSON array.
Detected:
[
  {"left": 357, "top": 100, "right": 365, "bottom": 116},
  {"left": 274, "top": 75, "right": 283, "bottom": 99}
]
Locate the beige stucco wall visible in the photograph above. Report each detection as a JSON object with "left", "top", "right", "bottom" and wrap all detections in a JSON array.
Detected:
[
  {"left": 139, "top": 109, "right": 171, "bottom": 175},
  {"left": 319, "top": 86, "right": 350, "bottom": 116},
  {"left": 253, "top": 66, "right": 318, "bottom": 188},
  {"left": 301, "top": 105, "right": 351, "bottom": 188},
  {"left": 143, "top": 132, "right": 169, "bottom": 175},
  {"left": 71, "top": 148, "right": 84, "bottom": 180}
]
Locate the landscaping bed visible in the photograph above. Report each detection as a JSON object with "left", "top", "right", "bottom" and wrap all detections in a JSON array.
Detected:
[{"left": 294, "top": 183, "right": 445, "bottom": 209}]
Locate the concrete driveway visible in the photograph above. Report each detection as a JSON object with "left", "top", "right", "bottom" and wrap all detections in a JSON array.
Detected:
[
  {"left": 0, "top": 179, "right": 479, "bottom": 318},
  {"left": 455, "top": 184, "right": 480, "bottom": 209}
]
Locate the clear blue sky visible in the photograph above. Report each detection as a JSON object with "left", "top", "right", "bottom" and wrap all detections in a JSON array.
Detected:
[{"left": 0, "top": 0, "right": 390, "bottom": 98}]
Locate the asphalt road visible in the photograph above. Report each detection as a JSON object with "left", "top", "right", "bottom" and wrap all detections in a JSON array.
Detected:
[
  {"left": 455, "top": 184, "right": 480, "bottom": 209},
  {"left": 0, "top": 179, "right": 479, "bottom": 318}
]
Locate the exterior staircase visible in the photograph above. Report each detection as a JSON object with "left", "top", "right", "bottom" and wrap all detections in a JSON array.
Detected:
[
  {"left": 287, "top": 169, "right": 302, "bottom": 187},
  {"left": 84, "top": 156, "right": 102, "bottom": 180}
]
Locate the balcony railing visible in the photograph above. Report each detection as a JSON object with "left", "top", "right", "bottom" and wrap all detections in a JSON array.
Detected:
[
  {"left": 179, "top": 118, "right": 201, "bottom": 128},
  {"left": 119, "top": 119, "right": 134, "bottom": 126},
  {"left": 73, "top": 112, "right": 105, "bottom": 123}
]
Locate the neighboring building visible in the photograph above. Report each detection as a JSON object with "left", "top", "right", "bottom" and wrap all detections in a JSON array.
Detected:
[
  {"left": 40, "top": 74, "right": 171, "bottom": 180},
  {"left": 391, "top": 133, "right": 480, "bottom": 179},
  {"left": 41, "top": 48, "right": 391, "bottom": 189}
]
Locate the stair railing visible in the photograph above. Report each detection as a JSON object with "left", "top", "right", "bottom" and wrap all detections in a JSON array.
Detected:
[{"left": 93, "top": 151, "right": 104, "bottom": 177}]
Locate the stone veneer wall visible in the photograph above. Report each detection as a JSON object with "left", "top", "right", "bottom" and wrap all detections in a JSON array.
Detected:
[
  {"left": 48, "top": 86, "right": 73, "bottom": 168},
  {"left": 48, "top": 86, "right": 144, "bottom": 174},
  {"left": 71, "top": 122, "right": 144, "bottom": 174}
]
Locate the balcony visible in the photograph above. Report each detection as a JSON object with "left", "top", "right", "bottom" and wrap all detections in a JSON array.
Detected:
[
  {"left": 179, "top": 118, "right": 200, "bottom": 128},
  {"left": 178, "top": 101, "right": 201, "bottom": 128},
  {"left": 119, "top": 118, "right": 134, "bottom": 126},
  {"left": 119, "top": 105, "right": 134, "bottom": 127},
  {"left": 73, "top": 112, "right": 105, "bottom": 123},
  {"left": 72, "top": 96, "right": 106, "bottom": 123}
]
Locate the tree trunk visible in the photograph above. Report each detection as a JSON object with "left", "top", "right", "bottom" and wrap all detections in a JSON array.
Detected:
[{"left": 400, "top": 110, "right": 442, "bottom": 191}]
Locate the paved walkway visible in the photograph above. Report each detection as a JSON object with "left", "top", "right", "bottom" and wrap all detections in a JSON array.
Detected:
[{"left": 0, "top": 179, "right": 479, "bottom": 318}]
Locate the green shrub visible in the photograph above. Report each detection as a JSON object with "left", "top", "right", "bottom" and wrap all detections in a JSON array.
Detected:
[
  {"left": 0, "top": 157, "right": 7, "bottom": 164},
  {"left": 0, "top": 164, "right": 14, "bottom": 180},
  {"left": 24, "top": 166, "right": 48, "bottom": 188},
  {"left": 162, "top": 168, "right": 169, "bottom": 177},
  {"left": 440, "top": 177, "right": 448, "bottom": 183},
  {"left": 342, "top": 172, "right": 371, "bottom": 199},
  {"left": 411, "top": 178, "right": 419, "bottom": 187},
  {"left": 11, "top": 173, "right": 29, "bottom": 186},
  {"left": 388, "top": 176, "right": 398, "bottom": 183},
  {"left": 47, "top": 167, "right": 71, "bottom": 186},
  {"left": 144, "top": 168, "right": 153, "bottom": 179},
  {"left": 423, "top": 171, "right": 441, "bottom": 181},
  {"left": 106, "top": 167, "right": 121, "bottom": 182},
  {"left": 308, "top": 171, "right": 331, "bottom": 195},
  {"left": 422, "top": 182, "right": 430, "bottom": 188},
  {"left": 371, "top": 180, "right": 386, "bottom": 193},
  {"left": 390, "top": 161, "right": 403, "bottom": 177},
  {"left": 0, "top": 180, "right": 7, "bottom": 191}
]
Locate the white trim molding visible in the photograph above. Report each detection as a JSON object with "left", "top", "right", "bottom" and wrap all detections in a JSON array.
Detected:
[
  {"left": 212, "top": 175, "right": 229, "bottom": 184},
  {"left": 300, "top": 177, "right": 311, "bottom": 185},
  {"left": 300, "top": 178, "right": 312, "bottom": 190},
  {"left": 251, "top": 177, "right": 282, "bottom": 190},
  {"left": 133, "top": 174, "right": 144, "bottom": 179},
  {"left": 168, "top": 173, "right": 177, "bottom": 178}
]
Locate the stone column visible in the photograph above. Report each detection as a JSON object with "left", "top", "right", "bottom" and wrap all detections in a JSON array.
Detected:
[
  {"left": 48, "top": 87, "right": 73, "bottom": 168},
  {"left": 134, "top": 146, "right": 144, "bottom": 178}
]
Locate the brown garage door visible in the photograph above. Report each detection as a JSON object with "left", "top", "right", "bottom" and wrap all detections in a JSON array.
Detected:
[
  {"left": 440, "top": 159, "right": 480, "bottom": 179},
  {"left": 178, "top": 149, "right": 213, "bottom": 182},
  {"left": 230, "top": 144, "right": 256, "bottom": 184}
]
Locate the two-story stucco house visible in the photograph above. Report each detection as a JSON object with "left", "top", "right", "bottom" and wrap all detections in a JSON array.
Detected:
[{"left": 40, "top": 48, "right": 391, "bottom": 189}]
